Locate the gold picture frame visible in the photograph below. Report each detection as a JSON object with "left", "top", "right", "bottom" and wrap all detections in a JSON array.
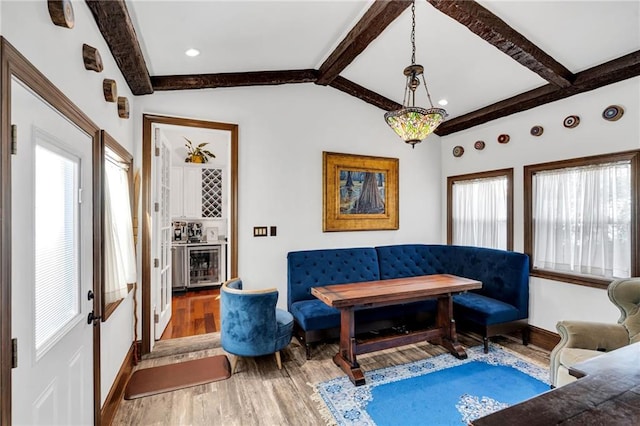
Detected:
[{"left": 323, "top": 151, "right": 399, "bottom": 232}]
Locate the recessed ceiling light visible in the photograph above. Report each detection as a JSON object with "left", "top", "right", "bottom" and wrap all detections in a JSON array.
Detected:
[
  {"left": 438, "top": 99, "right": 448, "bottom": 106},
  {"left": 185, "top": 48, "right": 200, "bottom": 57}
]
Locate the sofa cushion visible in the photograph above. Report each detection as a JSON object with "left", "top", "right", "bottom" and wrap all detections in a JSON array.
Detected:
[
  {"left": 290, "top": 300, "right": 341, "bottom": 331},
  {"left": 453, "top": 292, "right": 520, "bottom": 325},
  {"left": 287, "top": 248, "right": 380, "bottom": 309}
]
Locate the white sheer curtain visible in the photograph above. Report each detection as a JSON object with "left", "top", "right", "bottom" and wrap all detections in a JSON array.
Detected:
[
  {"left": 452, "top": 175, "right": 507, "bottom": 249},
  {"left": 533, "top": 161, "right": 631, "bottom": 279},
  {"left": 104, "top": 160, "right": 137, "bottom": 305}
]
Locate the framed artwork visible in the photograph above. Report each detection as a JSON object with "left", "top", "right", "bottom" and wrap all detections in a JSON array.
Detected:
[
  {"left": 205, "top": 227, "right": 219, "bottom": 242},
  {"left": 323, "top": 151, "right": 399, "bottom": 232}
]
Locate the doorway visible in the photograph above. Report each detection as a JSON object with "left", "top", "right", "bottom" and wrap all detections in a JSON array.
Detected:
[{"left": 141, "top": 114, "right": 238, "bottom": 355}]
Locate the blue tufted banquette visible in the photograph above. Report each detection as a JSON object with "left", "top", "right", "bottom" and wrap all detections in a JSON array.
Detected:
[{"left": 288, "top": 244, "right": 530, "bottom": 357}]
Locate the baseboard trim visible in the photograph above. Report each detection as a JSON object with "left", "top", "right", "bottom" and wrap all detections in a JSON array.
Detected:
[
  {"left": 527, "top": 325, "right": 560, "bottom": 352},
  {"left": 101, "top": 343, "right": 136, "bottom": 426}
]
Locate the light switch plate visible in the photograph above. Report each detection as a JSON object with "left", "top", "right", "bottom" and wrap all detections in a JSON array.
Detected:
[{"left": 253, "top": 226, "right": 268, "bottom": 237}]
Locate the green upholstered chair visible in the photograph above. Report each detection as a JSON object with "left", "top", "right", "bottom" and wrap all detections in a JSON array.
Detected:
[
  {"left": 220, "top": 278, "right": 294, "bottom": 373},
  {"left": 549, "top": 277, "right": 640, "bottom": 387}
]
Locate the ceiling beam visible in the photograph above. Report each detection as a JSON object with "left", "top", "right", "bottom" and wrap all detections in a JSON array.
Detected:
[
  {"left": 329, "top": 76, "right": 402, "bottom": 112},
  {"left": 315, "top": 0, "right": 412, "bottom": 86},
  {"left": 435, "top": 50, "right": 640, "bottom": 136},
  {"left": 85, "top": 0, "right": 153, "bottom": 95},
  {"left": 151, "top": 70, "right": 319, "bottom": 91},
  {"left": 427, "top": 0, "right": 574, "bottom": 88}
]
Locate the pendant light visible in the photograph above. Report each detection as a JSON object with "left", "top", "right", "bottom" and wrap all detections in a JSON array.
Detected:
[{"left": 384, "top": 0, "right": 447, "bottom": 148}]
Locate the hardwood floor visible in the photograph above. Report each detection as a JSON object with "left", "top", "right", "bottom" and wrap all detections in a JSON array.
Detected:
[
  {"left": 114, "top": 333, "right": 551, "bottom": 425},
  {"left": 160, "top": 288, "right": 221, "bottom": 340}
]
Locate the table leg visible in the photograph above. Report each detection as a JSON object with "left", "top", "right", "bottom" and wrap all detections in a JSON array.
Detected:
[
  {"left": 437, "top": 295, "right": 467, "bottom": 359},
  {"left": 333, "top": 308, "right": 365, "bottom": 386}
]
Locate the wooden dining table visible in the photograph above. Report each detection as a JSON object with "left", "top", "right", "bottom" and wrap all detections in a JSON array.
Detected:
[{"left": 311, "top": 274, "right": 482, "bottom": 386}]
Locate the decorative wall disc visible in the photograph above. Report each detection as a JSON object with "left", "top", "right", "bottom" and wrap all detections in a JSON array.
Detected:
[
  {"left": 530, "top": 125, "right": 544, "bottom": 137},
  {"left": 103, "top": 79, "right": 117, "bottom": 102},
  {"left": 48, "top": 0, "right": 75, "bottom": 29},
  {"left": 452, "top": 146, "right": 464, "bottom": 157},
  {"left": 474, "top": 140, "right": 485, "bottom": 150},
  {"left": 563, "top": 115, "right": 580, "bottom": 128},
  {"left": 602, "top": 105, "right": 624, "bottom": 121},
  {"left": 117, "top": 97, "right": 130, "bottom": 119},
  {"left": 82, "top": 44, "right": 103, "bottom": 72},
  {"left": 497, "top": 134, "right": 510, "bottom": 144}
]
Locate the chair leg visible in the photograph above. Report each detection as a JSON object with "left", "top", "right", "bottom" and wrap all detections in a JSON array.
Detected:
[
  {"left": 231, "top": 355, "right": 240, "bottom": 374},
  {"left": 275, "top": 351, "right": 282, "bottom": 369},
  {"left": 483, "top": 337, "right": 489, "bottom": 353}
]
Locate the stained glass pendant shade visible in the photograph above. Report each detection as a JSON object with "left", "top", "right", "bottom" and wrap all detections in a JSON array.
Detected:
[{"left": 385, "top": 2, "right": 447, "bottom": 148}]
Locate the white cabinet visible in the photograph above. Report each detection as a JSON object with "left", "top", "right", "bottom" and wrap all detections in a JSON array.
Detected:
[
  {"left": 170, "top": 165, "right": 224, "bottom": 220},
  {"left": 170, "top": 167, "right": 185, "bottom": 218},
  {"left": 183, "top": 167, "right": 202, "bottom": 218}
]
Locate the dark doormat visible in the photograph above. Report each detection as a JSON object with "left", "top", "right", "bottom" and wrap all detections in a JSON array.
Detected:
[{"left": 124, "top": 355, "right": 231, "bottom": 400}]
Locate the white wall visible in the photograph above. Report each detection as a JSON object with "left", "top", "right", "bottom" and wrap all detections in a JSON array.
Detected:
[
  {"left": 135, "top": 84, "right": 444, "bottom": 305},
  {"left": 440, "top": 77, "right": 640, "bottom": 331},
  {"left": 1, "top": 0, "right": 136, "bottom": 406}
]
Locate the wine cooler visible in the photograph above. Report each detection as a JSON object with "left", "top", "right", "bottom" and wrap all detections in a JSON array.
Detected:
[{"left": 187, "top": 244, "right": 225, "bottom": 288}]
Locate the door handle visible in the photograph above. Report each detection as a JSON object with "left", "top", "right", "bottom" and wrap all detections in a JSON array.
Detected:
[{"left": 87, "top": 311, "right": 101, "bottom": 326}]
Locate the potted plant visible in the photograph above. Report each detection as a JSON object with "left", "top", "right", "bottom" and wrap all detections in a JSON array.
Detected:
[{"left": 184, "top": 137, "right": 216, "bottom": 163}]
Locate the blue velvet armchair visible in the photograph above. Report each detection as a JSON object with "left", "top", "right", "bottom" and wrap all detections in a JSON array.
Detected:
[{"left": 220, "top": 278, "right": 294, "bottom": 373}]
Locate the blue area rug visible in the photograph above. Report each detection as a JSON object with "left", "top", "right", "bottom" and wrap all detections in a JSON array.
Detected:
[{"left": 313, "top": 344, "right": 549, "bottom": 425}]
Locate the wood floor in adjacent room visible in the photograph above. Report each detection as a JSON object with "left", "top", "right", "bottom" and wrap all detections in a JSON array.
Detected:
[
  {"left": 113, "top": 332, "right": 551, "bottom": 426},
  {"left": 160, "top": 288, "right": 221, "bottom": 340}
]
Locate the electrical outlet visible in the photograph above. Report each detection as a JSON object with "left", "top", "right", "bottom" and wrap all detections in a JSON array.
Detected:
[
  {"left": 253, "top": 226, "right": 268, "bottom": 237},
  {"left": 270, "top": 226, "right": 277, "bottom": 236}
]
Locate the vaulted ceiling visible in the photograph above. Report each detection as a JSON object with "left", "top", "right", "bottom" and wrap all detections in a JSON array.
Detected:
[{"left": 86, "top": 0, "right": 640, "bottom": 136}]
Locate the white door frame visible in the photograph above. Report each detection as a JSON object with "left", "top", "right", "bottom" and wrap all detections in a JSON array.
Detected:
[
  {"left": 141, "top": 114, "right": 239, "bottom": 355},
  {"left": 0, "top": 38, "right": 102, "bottom": 425}
]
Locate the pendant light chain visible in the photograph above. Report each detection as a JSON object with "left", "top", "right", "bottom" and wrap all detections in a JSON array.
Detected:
[
  {"left": 410, "top": 1, "right": 416, "bottom": 66},
  {"left": 422, "top": 73, "right": 436, "bottom": 108}
]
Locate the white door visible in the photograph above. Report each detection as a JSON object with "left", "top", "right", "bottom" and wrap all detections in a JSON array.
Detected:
[
  {"left": 152, "top": 128, "right": 172, "bottom": 340},
  {"left": 11, "top": 79, "right": 94, "bottom": 424}
]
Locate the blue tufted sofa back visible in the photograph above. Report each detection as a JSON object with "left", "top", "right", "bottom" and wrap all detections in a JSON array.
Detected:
[
  {"left": 376, "top": 244, "right": 530, "bottom": 317},
  {"left": 375, "top": 244, "right": 446, "bottom": 278},
  {"left": 287, "top": 247, "right": 380, "bottom": 309}
]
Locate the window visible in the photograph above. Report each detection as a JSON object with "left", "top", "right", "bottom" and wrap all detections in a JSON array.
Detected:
[
  {"left": 525, "top": 151, "right": 639, "bottom": 288},
  {"left": 102, "top": 133, "right": 137, "bottom": 320},
  {"left": 447, "top": 169, "right": 513, "bottom": 250},
  {"left": 35, "top": 138, "right": 81, "bottom": 354}
]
